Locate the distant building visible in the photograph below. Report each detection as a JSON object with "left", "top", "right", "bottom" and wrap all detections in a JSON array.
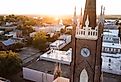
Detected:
[
  {"left": 33, "top": 24, "right": 65, "bottom": 33},
  {"left": 40, "top": 48, "right": 72, "bottom": 65},
  {"left": 23, "top": 48, "right": 72, "bottom": 82},
  {"left": 66, "top": 26, "right": 73, "bottom": 31},
  {"left": 50, "top": 35, "right": 71, "bottom": 50},
  {"left": 101, "top": 22, "right": 121, "bottom": 75},
  {"left": 0, "top": 39, "right": 16, "bottom": 50}
]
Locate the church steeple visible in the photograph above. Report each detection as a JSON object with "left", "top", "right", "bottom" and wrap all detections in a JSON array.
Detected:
[
  {"left": 73, "top": 6, "right": 77, "bottom": 25},
  {"left": 77, "top": 8, "right": 83, "bottom": 27},
  {"left": 98, "top": 5, "right": 105, "bottom": 26},
  {"left": 71, "top": 0, "right": 103, "bottom": 82},
  {"left": 80, "top": 8, "right": 83, "bottom": 25},
  {"left": 83, "top": 0, "right": 96, "bottom": 28}
]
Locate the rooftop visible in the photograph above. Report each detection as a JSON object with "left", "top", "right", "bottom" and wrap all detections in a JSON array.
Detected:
[
  {"left": 50, "top": 40, "right": 65, "bottom": 47},
  {"left": 26, "top": 60, "right": 71, "bottom": 78},
  {"left": 40, "top": 49, "right": 72, "bottom": 65},
  {"left": 2, "top": 39, "right": 15, "bottom": 46},
  {"left": 103, "top": 29, "right": 119, "bottom": 36}
]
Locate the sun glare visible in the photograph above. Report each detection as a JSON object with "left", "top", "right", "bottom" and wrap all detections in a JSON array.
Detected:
[{"left": 0, "top": 0, "right": 121, "bottom": 15}]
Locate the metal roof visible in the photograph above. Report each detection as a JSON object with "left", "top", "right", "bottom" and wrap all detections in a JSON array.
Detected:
[{"left": 2, "top": 39, "right": 15, "bottom": 46}]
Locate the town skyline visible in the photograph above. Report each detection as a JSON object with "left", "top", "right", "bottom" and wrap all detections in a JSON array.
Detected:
[{"left": 0, "top": 0, "right": 121, "bottom": 16}]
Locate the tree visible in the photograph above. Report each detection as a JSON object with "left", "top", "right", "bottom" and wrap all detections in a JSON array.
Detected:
[
  {"left": 0, "top": 51, "right": 22, "bottom": 77},
  {"left": 12, "top": 42, "right": 25, "bottom": 51},
  {"left": 60, "top": 28, "right": 66, "bottom": 34},
  {"left": 33, "top": 31, "right": 48, "bottom": 51},
  {"left": 0, "top": 16, "right": 5, "bottom": 26},
  {"left": 48, "top": 32, "right": 60, "bottom": 42}
]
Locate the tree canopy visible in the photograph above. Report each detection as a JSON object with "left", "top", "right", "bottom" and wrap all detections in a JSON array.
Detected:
[
  {"left": 32, "top": 31, "right": 48, "bottom": 51},
  {"left": 0, "top": 51, "right": 22, "bottom": 77}
]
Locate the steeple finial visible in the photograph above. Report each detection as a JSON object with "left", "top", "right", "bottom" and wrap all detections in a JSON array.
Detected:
[{"left": 85, "top": 15, "right": 89, "bottom": 27}]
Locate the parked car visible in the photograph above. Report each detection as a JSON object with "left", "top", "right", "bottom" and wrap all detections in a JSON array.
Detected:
[{"left": 0, "top": 77, "right": 10, "bottom": 82}]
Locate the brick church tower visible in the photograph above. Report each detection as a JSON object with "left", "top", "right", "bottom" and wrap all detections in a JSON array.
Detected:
[
  {"left": 70, "top": 0, "right": 103, "bottom": 82},
  {"left": 82, "top": 0, "right": 96, "bottom": 28}
]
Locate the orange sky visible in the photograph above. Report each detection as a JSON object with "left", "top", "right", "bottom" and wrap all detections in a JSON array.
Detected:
[{"left": 0, "top": 0, "right": 121, "bottom": 16}]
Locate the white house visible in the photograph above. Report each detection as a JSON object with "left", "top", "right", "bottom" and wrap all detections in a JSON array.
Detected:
[
  {"left": 33, "top": 24, "right": 65, "bottom": 33},
  {"left": 50, "top": 35, "right": 71, "bottom": 50},
  {"left": 101, "top": 23, "right": 121, "bottom": 75}
]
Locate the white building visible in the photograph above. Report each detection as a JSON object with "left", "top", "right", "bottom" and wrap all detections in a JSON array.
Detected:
[
  {"left": 50, "top": 35, "right": 71, "bottom": 50},
  {"left": 101, "top": 23, "right": 121, "bottom": 75},
  {"left": 0, "top": 31, "right": 4, "bottom": 35},
  {"left": 40, "top": 48, "right": 72, "bottom": 65},
  {"left": 33, "top": 24, "right": 65, "bottom": 33}
]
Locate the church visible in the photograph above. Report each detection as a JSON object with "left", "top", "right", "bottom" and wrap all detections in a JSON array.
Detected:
[
  {"left": 70, "top": 0, "right": 103, "bottom": 82},
  {"left": 22, "top": 0, "right": 104, "bottom": 82}
]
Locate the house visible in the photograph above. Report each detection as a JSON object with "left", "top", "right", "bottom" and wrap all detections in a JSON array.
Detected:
[
  {"left": 23, "top": 48, "right": 71, "bottom": 82},
  {"left": 0, "top": 39, "right": 16, "bottom": 50},
  {"left": 40, "top": 48, "right": 72, "bottom": 65},
  {"left": 101, "top": 22, "right": 121, "bottom": 75},
  {"left": 0, "top": 30, "right": 4, "bottom": 35},
  {"left": 0, "top": 38, "right": 24, "bottom": 50},
  {"left": 50, "top": 35, "right": 71, "bottom": 50},
  {"left": 33, "top": 24, "right": 65, "bottom": 33}
]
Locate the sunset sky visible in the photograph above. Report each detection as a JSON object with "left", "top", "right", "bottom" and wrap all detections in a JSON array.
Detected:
[{"left": 0, "top": 0, "right": 121, "bottom": 16}]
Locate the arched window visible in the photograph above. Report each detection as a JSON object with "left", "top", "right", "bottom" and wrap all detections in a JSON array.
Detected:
[
  {"left": 80, "top": 69, "right": 88, "bottom": 82},
  {"left": 83, "top": 31, "right": 85, "bottom": 35},
  {"left": 93, "top": 32, "right": 95, "bottom": 35},
  {"left": 88, "top": 32, "right": 90, "bottom": 35}
]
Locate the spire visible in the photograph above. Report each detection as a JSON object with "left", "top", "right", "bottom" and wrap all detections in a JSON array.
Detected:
[
  {"left": 100, "top": 5, "right": 103, "bottom": 15},
  {"left": 80, "top": 8, "right": 83, "bottom": 25},
  {"left": 74, "top": 6, "right": 76, "bottom": 17},
  {"left": 73, "top": 6, "right": 77, "bottom": 25},
  {"left": 80, "top": 8, "right": 82, "bottom": 16},
  {"left": 77, "top": 8, "right": 83, "bottom": 27},
  {"left": 82, "top": 0, "right": 96, "bottom": 28},
  {"left": 98, "top": 5, "right": 105, "bottom": 25},
  {"left": 103, "top": 6, "right": 105, "bottom": 16}
]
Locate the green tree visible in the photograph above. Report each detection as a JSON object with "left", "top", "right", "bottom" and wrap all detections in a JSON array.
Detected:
[
  {"left": 48, "top": 32, "right": 60, "bottom": 42},
  {"left": 17, "top": 25, "right": 34, "bottom": 36},
  {"left": 12, "top": 42, "right": 25, "bottom": 51},
  {"left": 33, "top": 31, "right": 48, "bottom": 51},
  {"left": 0, "top": 51, "right": 22, "bottom": 77}
]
